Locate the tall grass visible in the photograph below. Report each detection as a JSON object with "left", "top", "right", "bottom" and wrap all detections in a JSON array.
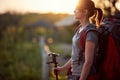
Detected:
[{"left": 0, "top": 39, "right": 42, "bottom": 80}]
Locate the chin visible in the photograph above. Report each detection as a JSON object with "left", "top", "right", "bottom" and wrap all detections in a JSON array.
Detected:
[
  {"left": 75, "top": 17, "right": 80, "bottom": 20},
  {"left": 74, "top": 16, "right": 78, "bottom": 19}
]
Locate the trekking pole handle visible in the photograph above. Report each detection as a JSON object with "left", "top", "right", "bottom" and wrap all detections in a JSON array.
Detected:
[{"left": 47, "top": 52, "right": 59, "bottom": 80}]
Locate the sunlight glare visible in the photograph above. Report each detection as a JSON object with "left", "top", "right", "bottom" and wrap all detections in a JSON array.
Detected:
[
  {"left": 32, "top": 0, "right": 79, "bottom": 14},
  {"left": 116, "top": 0, "right": 120, "bottom": 11},
  {"left": 0, "top": 0, "right": 79, "bottom": 14}
]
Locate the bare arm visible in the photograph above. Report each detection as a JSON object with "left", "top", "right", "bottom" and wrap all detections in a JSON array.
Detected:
[
  {"left": 61, "top": 58, "right": 71, "bottom": 70},
  {"left": 79, "top": 40, "right": 96, "bottom": 80},
  {"left": 55, "top": 58, "right": 71, "bottom": 72}
]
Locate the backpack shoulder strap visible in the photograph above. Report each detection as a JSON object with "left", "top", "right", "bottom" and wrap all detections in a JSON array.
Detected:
[
  {"left": 80, "top": 26, "right": 98, "bottom": 50},
  {"left": 78, "top": 24, "right": 98, "bottom": 64}
]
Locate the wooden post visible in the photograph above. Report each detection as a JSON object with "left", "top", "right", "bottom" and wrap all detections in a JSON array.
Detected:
[{"left": 40, "top": 37, "right": 49, "bottom": 80}]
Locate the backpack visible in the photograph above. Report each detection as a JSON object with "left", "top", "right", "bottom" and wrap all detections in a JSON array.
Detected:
[
  {"left": 66, "top": 17, "right": 120, "bottom": 80},
  {"left": 82, "top": 17, "right": 120, "bottom": 80}
]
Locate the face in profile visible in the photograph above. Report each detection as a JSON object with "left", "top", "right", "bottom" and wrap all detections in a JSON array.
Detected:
[
  {"left": 74, "top": 0, "right": 87, "bottom": 20},
  {"left": 74, "top": 8, "right": 87, "bottom": 20}
]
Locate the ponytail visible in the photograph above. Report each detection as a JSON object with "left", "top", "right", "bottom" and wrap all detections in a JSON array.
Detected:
[
  {"left": 95, "top": 8, "right": 103, "bottom": 27},
  {"left": 78, "top": 0, "right": 103, "bottom": 27}
]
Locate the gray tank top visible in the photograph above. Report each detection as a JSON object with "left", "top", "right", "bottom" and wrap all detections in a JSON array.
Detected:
[{"left": 71, "top": 24, "right": 98, "bottom": 76}]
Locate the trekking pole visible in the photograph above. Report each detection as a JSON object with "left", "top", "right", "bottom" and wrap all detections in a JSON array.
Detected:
[{"left": 47, "top": 52, "right": 59, "bottom": 80}]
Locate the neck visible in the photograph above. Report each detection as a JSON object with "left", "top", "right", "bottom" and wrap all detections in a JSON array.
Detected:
[{"left": 79, "top": 18, "right": 90, "bottom": 28}]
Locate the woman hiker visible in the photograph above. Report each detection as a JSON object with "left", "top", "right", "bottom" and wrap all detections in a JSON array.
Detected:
[{"left": 54, "top": 0, "right": 103, "bottom": 80}]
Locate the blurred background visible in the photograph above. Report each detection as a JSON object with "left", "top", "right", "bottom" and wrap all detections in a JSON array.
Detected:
[{"left": 0, "top": 0, "right": 120, "bottom": 80}]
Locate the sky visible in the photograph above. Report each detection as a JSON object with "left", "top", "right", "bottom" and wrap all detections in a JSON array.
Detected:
[
  {"left": 0, "top": 0, "right": 78, "bottom": 14},
  {"left": 0, "top": 0, "right": 120, "bottom": 14}
]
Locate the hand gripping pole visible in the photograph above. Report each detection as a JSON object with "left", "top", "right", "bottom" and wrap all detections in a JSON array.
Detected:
[{"left": 47, "top": 52, "right": 59, "bottom": 80}]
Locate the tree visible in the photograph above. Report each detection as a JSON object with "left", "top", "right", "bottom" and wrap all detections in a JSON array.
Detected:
[{"left": 94, "top": 0, "right": 120, "bottom": 17}]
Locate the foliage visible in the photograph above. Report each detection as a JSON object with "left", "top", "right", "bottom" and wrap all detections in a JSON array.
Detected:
[
  {"left": 0, "top": 23, "right": 42, "bottom": 80},
  {"left": 0, "top": 40, "right": 42, "bottom": 80},
  {"left": 93, "top": 0, "right": 120, "bottom": 17},
  {"left": 0, "top": 12, "right": 42, "bottom": 80},
  {"left": 20, "top": 13, "right": 68, "bottom": 26}
]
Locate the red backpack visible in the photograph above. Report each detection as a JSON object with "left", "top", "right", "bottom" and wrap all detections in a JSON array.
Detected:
[
  {"left": 67, "top": 17, "right": 120, "bottom": 80},
  {"left": 84, "top": 17, "right": 120, "bottom": 80}
]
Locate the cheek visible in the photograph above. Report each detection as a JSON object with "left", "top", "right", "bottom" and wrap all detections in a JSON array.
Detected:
[
  {"left": 75, "top": 12, "right": 83, "bottom": 19},
  {"left": 74, "top": 10, "right": 84, "bottom": 19},
  {"left": 79, "top": 12, "right": 84, "bottom": 16}
]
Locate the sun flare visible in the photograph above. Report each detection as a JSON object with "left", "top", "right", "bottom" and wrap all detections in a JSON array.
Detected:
[
  {"left": 0, "top": 0, "right": 79, "bottom": 14},
  {"left": 28, "top": 0, "right": 79, "bottom": 14}
]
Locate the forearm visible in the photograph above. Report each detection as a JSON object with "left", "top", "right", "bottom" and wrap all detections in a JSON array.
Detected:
[
  {"left": 79, "top": 61, "right": 92, "bottom": 80},
  {"left": 80, "top": 40, "right": 95, "bottom": 80},
  {"left": 61, "top": 58, "right": 71, "bottom": 70}
]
